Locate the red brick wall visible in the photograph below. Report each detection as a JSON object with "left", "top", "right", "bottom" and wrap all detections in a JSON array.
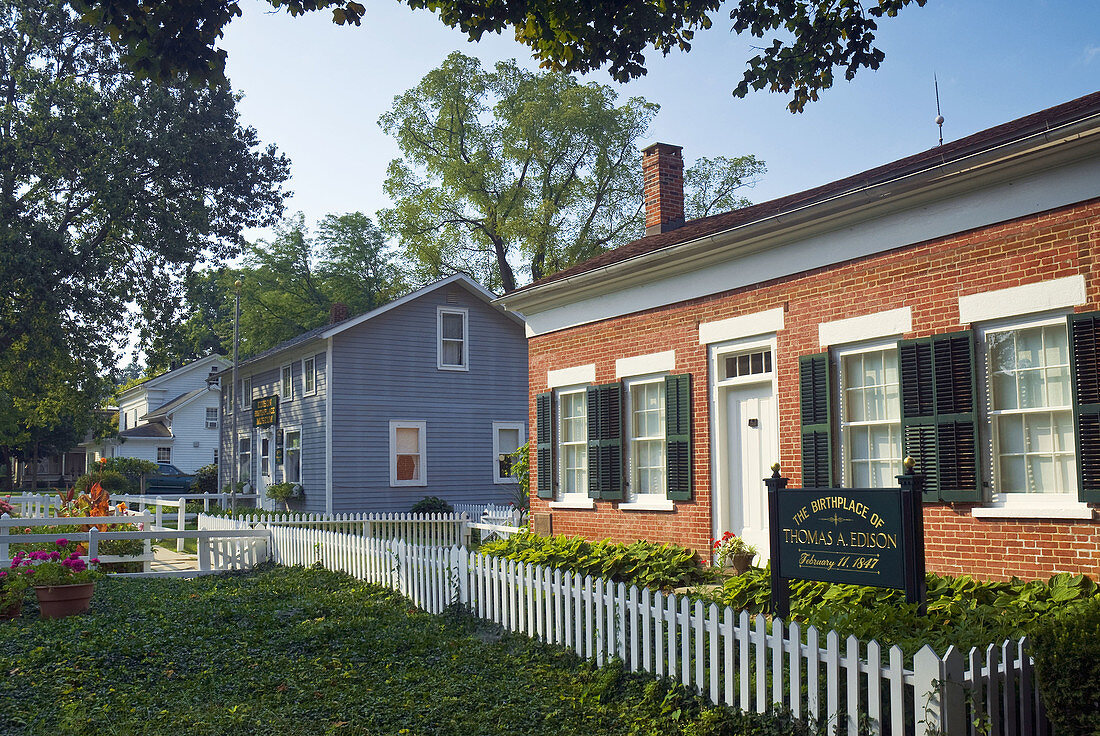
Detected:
[{"left": 528, "top": 198, "right": 1100, "bottom": 582}]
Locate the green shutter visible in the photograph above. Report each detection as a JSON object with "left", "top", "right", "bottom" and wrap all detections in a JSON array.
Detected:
[
  {"left": 535, "top": 392, "right": 554, "bottom": 499},
  {"left": 899, "top": 331, "right": 980, "bottom": 502},
  {"left": 799, "top": 353, "right": 833, "bottom": 488},
  {"left": 586, "top": 384, "right": 623, "bottom": 500},
  {"left": 1069, "top": 312, "right": 1100, "bottom": 503},
  {"left": 665, "top": 374, "right": 692, "bottom": 501}
]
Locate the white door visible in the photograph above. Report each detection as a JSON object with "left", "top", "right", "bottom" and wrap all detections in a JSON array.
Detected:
[
  {"left": 725, "top": 381, "right": 778, "bottom": 561},
  {"left": 257, "top": 430, "right": 273, "bottom": 510}
]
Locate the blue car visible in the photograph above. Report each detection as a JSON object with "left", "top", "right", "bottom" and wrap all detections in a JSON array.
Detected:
[{"left": 142, "top": 464, "right": 197, "bottom": 494}]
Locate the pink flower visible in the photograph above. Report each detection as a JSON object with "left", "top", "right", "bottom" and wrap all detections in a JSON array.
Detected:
[{"left": 55, "top": 538, "right": 69, "bottom": 547}]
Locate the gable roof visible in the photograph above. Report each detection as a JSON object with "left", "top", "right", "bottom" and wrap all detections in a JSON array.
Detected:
[
  {"left": 505, "top": 90, "right": 1100, "bottom": 298},
  {"left": 119, "top": 354, "right": 228, "bottom": 399},
  {"left": 220, "top": 274, "right": 522, "bottom": 373},
  {"left": 140, "top": 387, "right": 214, "bottom": 420}
]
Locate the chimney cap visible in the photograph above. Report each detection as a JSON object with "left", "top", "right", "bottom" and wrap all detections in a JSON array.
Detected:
[{"left": 642, "top": 142, "right": 683, "bottom": 156}]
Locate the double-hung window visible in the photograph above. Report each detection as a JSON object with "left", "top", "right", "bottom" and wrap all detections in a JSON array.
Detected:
[
  {"left": 281, "top": 364, "right": 293, "bottom": 401},
  {"left": 836, "top": 343, "right": 902, "bottom": 487},
  {"left": 390, "top": 421, "right": 426, "bottom": 486},
  {"left": 493, "top": 422, "right": 525, "bottom": 483},
  {"left": 223, "top": 376, "right": 233, "bottom": 413},
  {"left": 626, "top": 377, "right": 666, "bottom": 498},
  {"left": 157, "top": 447, "right": 171, "bottom": 463},
  {"left": 983, "top": 317, "right": 1076, "bottom": 495},
  {"left": 302, "top": 357, "right": 316, "bottom": 396},
  {"left": 284, "top": 429, "right": 302, "bottom": 484},
  {"left": 557, "top": 388, "right": 588, "bottom": 500},
  {"left": 238, "top": 436, "right": 252, "bottom": 484},
  {"left": 438, "top": 308, "right": 468, "bottom": 370},
  {"left": 205, "top": 407, "right": 219, "bottom": 429},
  {"left": 239, "top": 377, "right": 251, "bottom": 411}
]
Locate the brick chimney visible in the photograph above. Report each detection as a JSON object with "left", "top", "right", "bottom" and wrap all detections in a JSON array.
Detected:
[
  {"left": 642, "top": 142, "right": 685, "bottom": 235},
  {"left": 329, "top": 302, "right": 349, "bottom": 324}
]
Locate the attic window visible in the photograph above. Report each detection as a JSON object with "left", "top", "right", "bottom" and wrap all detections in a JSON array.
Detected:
[{"left": 438, "top": 307, "right": 468, "bottom": 371}]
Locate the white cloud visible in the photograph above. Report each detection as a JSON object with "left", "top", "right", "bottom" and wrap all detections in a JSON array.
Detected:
[{"left": 1085, "top": 45, "right": 1100, "bottom": 64}]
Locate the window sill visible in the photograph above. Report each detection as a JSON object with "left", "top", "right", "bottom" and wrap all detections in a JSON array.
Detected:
[
  {"left": 437, "top": 365, "right": 469, "bottom": 372},
  {"left": 971, "top": 503, "right": 1094, "bottom": 521},
  {"left": 618, "top": 498, "right": 676, "bottom": 512},
  {"left": 548, "top": 498, "right": 595, "bottom": 510}
]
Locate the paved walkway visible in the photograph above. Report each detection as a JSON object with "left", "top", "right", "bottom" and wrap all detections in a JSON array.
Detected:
[{"left": 151, "top": 545, "right": 199, "bottom": 573}]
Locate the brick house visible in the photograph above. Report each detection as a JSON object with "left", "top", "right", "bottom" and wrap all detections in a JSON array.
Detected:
[{"left": 495, "top": 91, "right": 1100, "bottom": 582}]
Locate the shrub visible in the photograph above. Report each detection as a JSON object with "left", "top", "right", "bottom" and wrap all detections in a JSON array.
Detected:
[
  {"left": 265, "top": 482, "right": 302, "bottom": 510},
  {"left": 708, "top": 566, "right": 1100, "bottom": 657},
  {"left": 410, "top": 496, "right": 453, "bottom": 514},
  {"left": 192, "top": 463, "right": 218, "bottom": 494},
  {"left": 73, "top": 470, "right": 130, "bottom": 495},
  {"left": 1031, "top": 596, "right": 1100, "bottom": 735},
  {"left": 480, "top": 533, "right": 707, "bottom": 590},
  {"left": 97, "top": 457, "right": 159, "bottom": 477}
]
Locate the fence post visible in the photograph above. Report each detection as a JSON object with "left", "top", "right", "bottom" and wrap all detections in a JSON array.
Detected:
[
  {"left": 912, "top": 645, "right": 945, "bottom": 736},
  {"left": 155, "top": 499, "right": 163, "bottom": 530},
  {"left": 0, "top": 513, "right": 9, "bottom": 563},
  {"left": 460, "top": 515, "right": 472, "bottom": 549},
  {"left": 87, "top": 525, "right": 100, "bottom": 564},
  {"left": 198, "top": 532, "right": 210, "bottom": 571},
  {"left": 177, "top": 497, "right": 186, "bottom": 552},
  {"left": 764, "top": 464, "right": 790, "bottom": 619}
]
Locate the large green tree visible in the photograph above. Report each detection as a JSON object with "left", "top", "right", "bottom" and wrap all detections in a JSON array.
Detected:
[
  {"left": 380, "top": 52, "right": 765, "bottom": 292},
  {"left": 68, "top": 0, "right": 924, "bottom": 112},
  {"left": 0, "top": 0, "right": 289, "bottom": 484},
  {"left": 142, "top": 212, "right": 407, "bottom": 367}
]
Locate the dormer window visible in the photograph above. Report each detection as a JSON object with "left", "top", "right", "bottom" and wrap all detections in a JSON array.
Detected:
[{"left": 438, "top": 307, "right": 468, "bottom": 371}]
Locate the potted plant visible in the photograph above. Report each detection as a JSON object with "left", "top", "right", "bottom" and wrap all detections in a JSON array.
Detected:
[
  {"left": 11, "top": 539, "right": 100, "bottom": 619},
  {"left": 0, "top": 566, "right": 32, "bottom": 620},
  {"left": 712, "top": 531, "right": 758, "bottom": 575},
  {"left": 265, "top": 482, "right": 303, "bottom": 511}
]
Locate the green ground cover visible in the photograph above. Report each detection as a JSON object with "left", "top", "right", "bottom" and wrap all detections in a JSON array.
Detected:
[{"left": 0, "top": 565, "right": 817, "bottom": 736}]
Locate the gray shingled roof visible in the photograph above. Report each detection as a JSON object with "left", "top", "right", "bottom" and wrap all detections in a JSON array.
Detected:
[{"left": 119, "top": 421, "right": 172, "bottom": 438}]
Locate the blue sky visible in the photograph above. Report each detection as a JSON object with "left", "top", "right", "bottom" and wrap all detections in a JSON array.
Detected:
[{"left": 219, "top": 0, "right": 1099, "bottom": 236}]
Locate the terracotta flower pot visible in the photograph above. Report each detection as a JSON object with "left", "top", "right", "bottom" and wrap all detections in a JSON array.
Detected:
[
  {"left": 35, "top": 583, "right": 95, "bottom": 620},
  {"left": 723, "top": 552, "right": 755, "bottom": 575},
  {"left": 1, "top": 600, "right": 22, "bottom": 620}
]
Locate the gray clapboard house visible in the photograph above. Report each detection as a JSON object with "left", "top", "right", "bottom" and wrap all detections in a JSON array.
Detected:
[{"left": 216, "top": 274, "right": 529, "bottom": 513}]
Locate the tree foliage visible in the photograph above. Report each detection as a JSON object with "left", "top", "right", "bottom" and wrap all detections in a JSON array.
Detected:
[
  {"left": 143, "top": 212, "right": 407, "bottom": 367},
  {"left": 380, "top": 53, "right": 765, "bottom": 293},
  {"left": 0, "top": 0, "right": 289, "bottom": 484},
  {"left": 68, "top": 0, "right": 925, "bottom": 112}
]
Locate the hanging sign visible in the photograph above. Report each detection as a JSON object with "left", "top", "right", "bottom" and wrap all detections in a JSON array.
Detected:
[
  {"left": 252, "top": 396, "right": 279, "bottom": 428},
  {"left": 766, "top": 460, "right": 926, "bottom": 618}
]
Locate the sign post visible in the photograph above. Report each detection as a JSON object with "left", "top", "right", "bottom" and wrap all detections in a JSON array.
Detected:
[{"left": 767, "top": 458, "right": 926, "bottom": 619}]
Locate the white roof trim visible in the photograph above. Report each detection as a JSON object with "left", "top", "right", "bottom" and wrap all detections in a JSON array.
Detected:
[
  {"left": 119, "top": 355, "right": 228, "bottom": 399},
  {"left": 141, "top": 385, "right": 219, "bottom": 420},
  {"left": 320, "top": 274, "right": 521, "bottom": 339}
]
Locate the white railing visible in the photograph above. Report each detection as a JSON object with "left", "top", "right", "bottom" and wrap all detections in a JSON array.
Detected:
[
  {"left": 110, "top": 493, "right": 258, "bottom": 553},
  {"left": 1, "top": 493, "right": 63, "bottom": 519},
  {"left": 205, "top": 511, "right": 471, "bottom": 548},
  {"left": 0, "top": 514, "right": 269, "bottom": 577},
  {"left": 253, "top": 524, "right": 1050, "bottom": 736}
]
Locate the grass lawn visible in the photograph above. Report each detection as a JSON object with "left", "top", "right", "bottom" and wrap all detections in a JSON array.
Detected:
[{"left": 0, "top": 565, "right": 813, "bottom": 736}]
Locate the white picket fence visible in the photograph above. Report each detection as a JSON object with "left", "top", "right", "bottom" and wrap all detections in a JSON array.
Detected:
[
  {"left": 203, "top": 511, "right": 471, "bottom": 547},
  {"left": 239, "top": 522, "right": 1049, "bottom": 736}
]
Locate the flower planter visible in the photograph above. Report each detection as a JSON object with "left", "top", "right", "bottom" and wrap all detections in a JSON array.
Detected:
[
  {"left": 722, "top": 553, "right": 755, "bottom": 576},
  {"left": 35, "top": 583, "right": 95, "bottom": 620},
  {"left": 1, "top": 600, "right": 22, "bottom": 620}
]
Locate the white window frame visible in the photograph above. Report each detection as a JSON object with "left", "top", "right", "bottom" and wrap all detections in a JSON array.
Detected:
[
  {"left": 239, "top": 376, "right": 251, "bottom": 411},
  {"left": 213, "top": 447, "right": 219, "bottom": 467},
  {"left": 834, "top": 338, "right": 903, "bottom": 488},
  {"left": 972, "top": 312, "right": 1091, "bottom": 519},
  {"left": 302, "top": 356, "right": 316, "bottom": 396},
  {"left": 120, "top": 411, "right": 127, "bottom": 431},
  {"left": 156, "top": 447, "right": 171, "bottom": 463},
  {"left": 492, "top": 421, "right": 526, "bottom": 484},
  {"left": 437, "top": 307, "right": 469, "bottom": 371},
  {"left": 551, "top": 385, "right": 592, "bottom": 508},
  {"left": 280, "top": 364, "right": 293, "bottom": 402},
  {"left": 205, "top": 407, "right": 219, "bottom": 429},
  {"left": 389, "top": 420, "right": 427, "bottom": 487},
  {"left": 619, "top": 374, "right": 674, "bottom": 512},
  {"left": 237, "top": 434, "right": 252, "bottom": 485},
  {"left": 283, "top": 427, "right": 302, "bottom": 485},
  {"left": 223, "top": 376, "right": 233, "bottom": 414}
]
